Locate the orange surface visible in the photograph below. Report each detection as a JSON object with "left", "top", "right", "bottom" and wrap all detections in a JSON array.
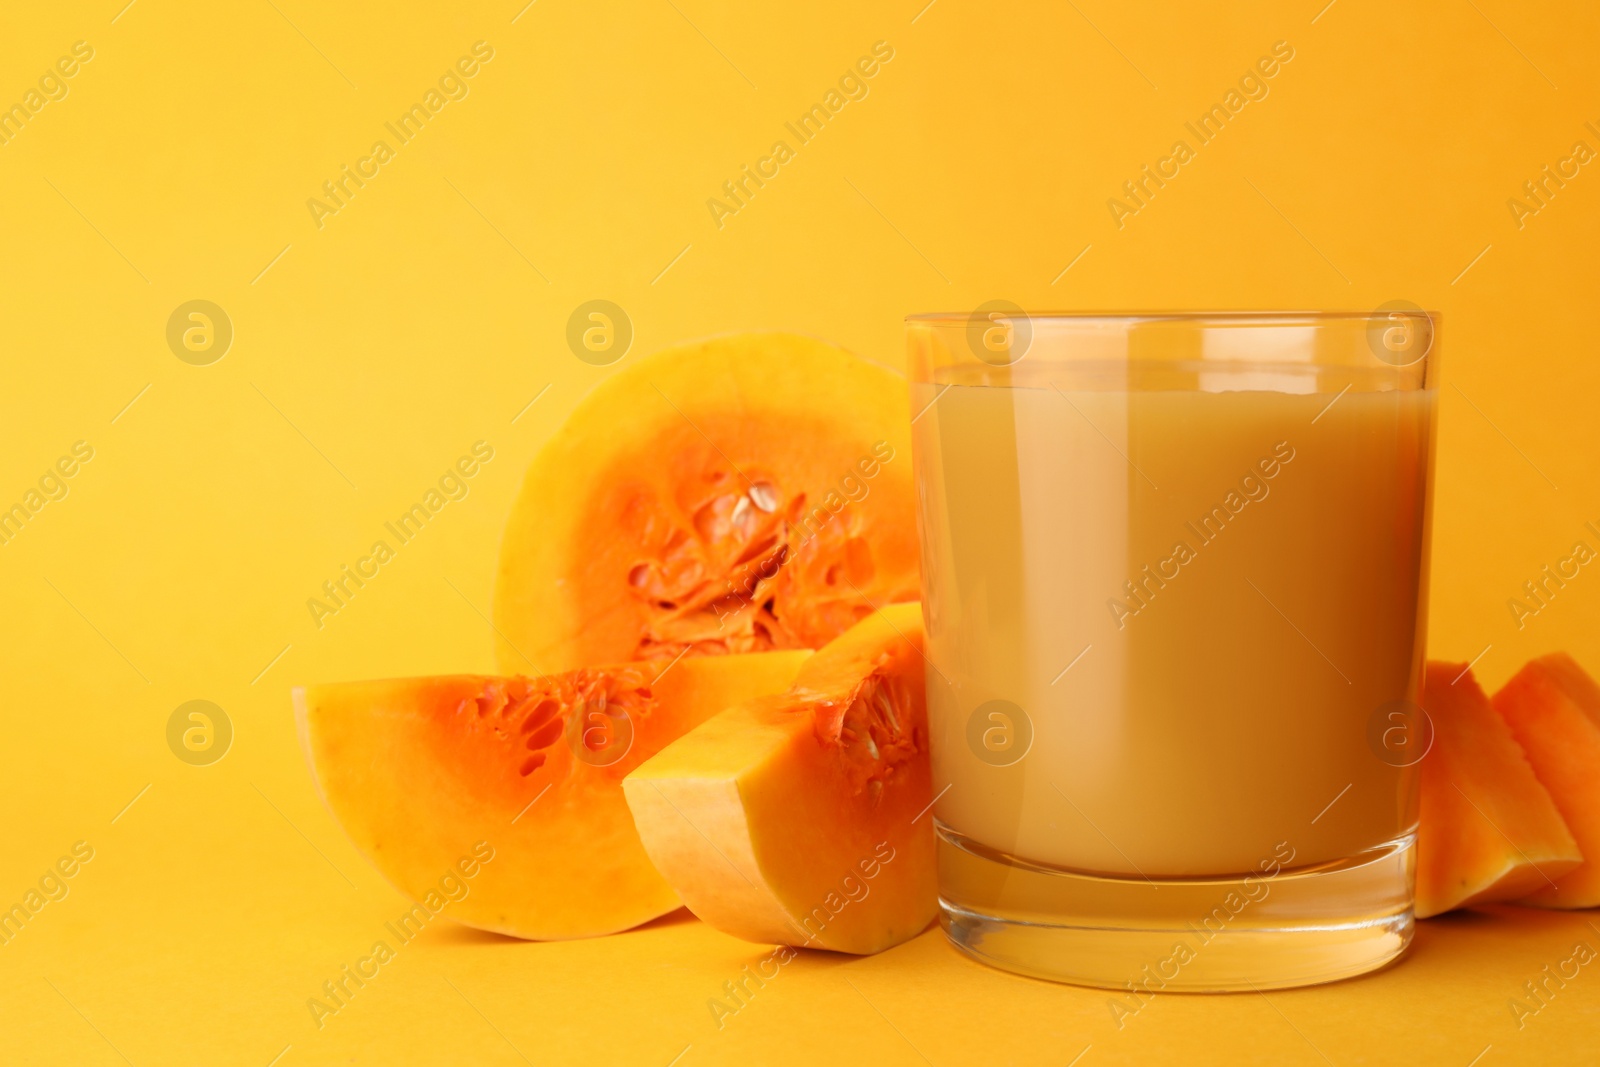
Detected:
[{"left": 4, "top": 0, "right": 1600, "bottom": 1063}]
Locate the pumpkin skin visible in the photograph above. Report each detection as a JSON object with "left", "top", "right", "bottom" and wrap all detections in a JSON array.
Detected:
[
  {"left": 624, "top": 602, "right": 935, "bottom": 954},
  {"left": 294, "top": 651, "right": 809, "bottom": 940},
  {"left": 1414, "top": 662, "right": 1580, "bottom": 918},
  {"left": 493, "top": 333, "right": 919, "bottom": 675},
  {"left": 1493, "top": 653, "right": 1600, "bottom": 908}
]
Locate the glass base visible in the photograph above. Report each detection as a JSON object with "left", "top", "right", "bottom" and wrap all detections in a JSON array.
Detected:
[{"left": 937, "top": 822, "right": 1415, "bottom": 992}]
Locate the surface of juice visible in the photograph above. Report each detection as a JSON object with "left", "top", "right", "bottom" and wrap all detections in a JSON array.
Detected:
[{"left": 914, "top": 382, "right": 1436, "bottom": 878}]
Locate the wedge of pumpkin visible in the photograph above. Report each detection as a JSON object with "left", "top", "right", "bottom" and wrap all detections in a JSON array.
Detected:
[
  {"left": 1414, "top": 661, "right": 1581, "bottom": 918},
  {"left": 494, "top": 333, "right": 919, "bottom": 673},
  {"left": 624, "top": 602, "right": 935, "bottom": 954},
  {"left": 295, "top": 651, "right": 809, "bottom": 940},
  {"left": 1493, "top": 653, "right": 1600, "bottom": 908}
]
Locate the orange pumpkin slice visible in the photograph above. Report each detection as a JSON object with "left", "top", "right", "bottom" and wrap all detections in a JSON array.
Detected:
[
  {"left": 1415, "top": 662, "right": 1581, "bottom": 918},
  {"left": 294, "top": 651, "right": 808, "bottom": 939},
  {"left": 623, "top": 602, "right": 935, "bottom": 954},
  {"left": 1493, "top": 653, "right": 1600, "bottom": 908},
  {"left": 493, "top": 333, "right": 919, "bottom": 674}
]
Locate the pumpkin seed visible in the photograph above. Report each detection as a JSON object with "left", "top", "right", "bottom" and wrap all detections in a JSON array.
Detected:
[
  {"left": 875, "top": 688, "right": 899, "bottom": 733},
  {"left": 748, "top": 481, "right": 779, "bottom": 513}
]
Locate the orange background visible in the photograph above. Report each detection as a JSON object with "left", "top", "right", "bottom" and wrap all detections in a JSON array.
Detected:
[{"left": 1, "top": 0, "right": 1597, "bottom": 1063}]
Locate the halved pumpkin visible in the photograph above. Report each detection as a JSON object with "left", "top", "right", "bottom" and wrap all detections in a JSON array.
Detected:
[
  {"left": 1493, "top": 653, "right": 1600, "bottom": 908},
  {"left": 295, "top": 651, "right": 809, "bottom": 939},
  {"left": 494, "top": 333, "right": 919, "bottom": 674},
  {"left": 1415, "top": 662, "right": 1581, "bottom": 918},
  {"left": 623, "top": 602, "right": 935, "bottom": 954}
]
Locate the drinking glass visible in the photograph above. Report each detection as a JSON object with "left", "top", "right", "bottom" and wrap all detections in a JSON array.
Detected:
[{"left": 907, "top": 309, "right": 1438, "bottom": 990}]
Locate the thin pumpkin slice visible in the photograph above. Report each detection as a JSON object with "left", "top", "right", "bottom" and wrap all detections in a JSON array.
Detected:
[
  {"left": 493, "top": 333, "right": 919, "bottom": 674},
  {"left": 1493, "top": 653, "right": 1600, "bottom": 908},
  {"left": 623, "top": 602, "right": 935, "bottom": 954},
  {"left": 294, "top": 651, "right": 809, "bottom": 940},
  {"left": 1415, "top": 662, "right": 1581, "bottom": 918}
]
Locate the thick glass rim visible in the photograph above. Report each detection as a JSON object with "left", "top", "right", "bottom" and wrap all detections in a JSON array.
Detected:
[
  {"left": 905, "top": 309, "right": 1442, "bottom": 325},
  {"left": 905, "top": 307, "right": 1440, "bottom": 389}
]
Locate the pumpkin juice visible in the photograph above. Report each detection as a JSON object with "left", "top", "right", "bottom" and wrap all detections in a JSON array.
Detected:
[{"left": 913, "top": 382, "right": 1437, "bottom": 879}]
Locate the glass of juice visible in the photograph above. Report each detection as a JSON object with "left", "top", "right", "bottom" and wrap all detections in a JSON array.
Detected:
[{"left": 907, "top": 310, "right": 1438, "bottom": 991}]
